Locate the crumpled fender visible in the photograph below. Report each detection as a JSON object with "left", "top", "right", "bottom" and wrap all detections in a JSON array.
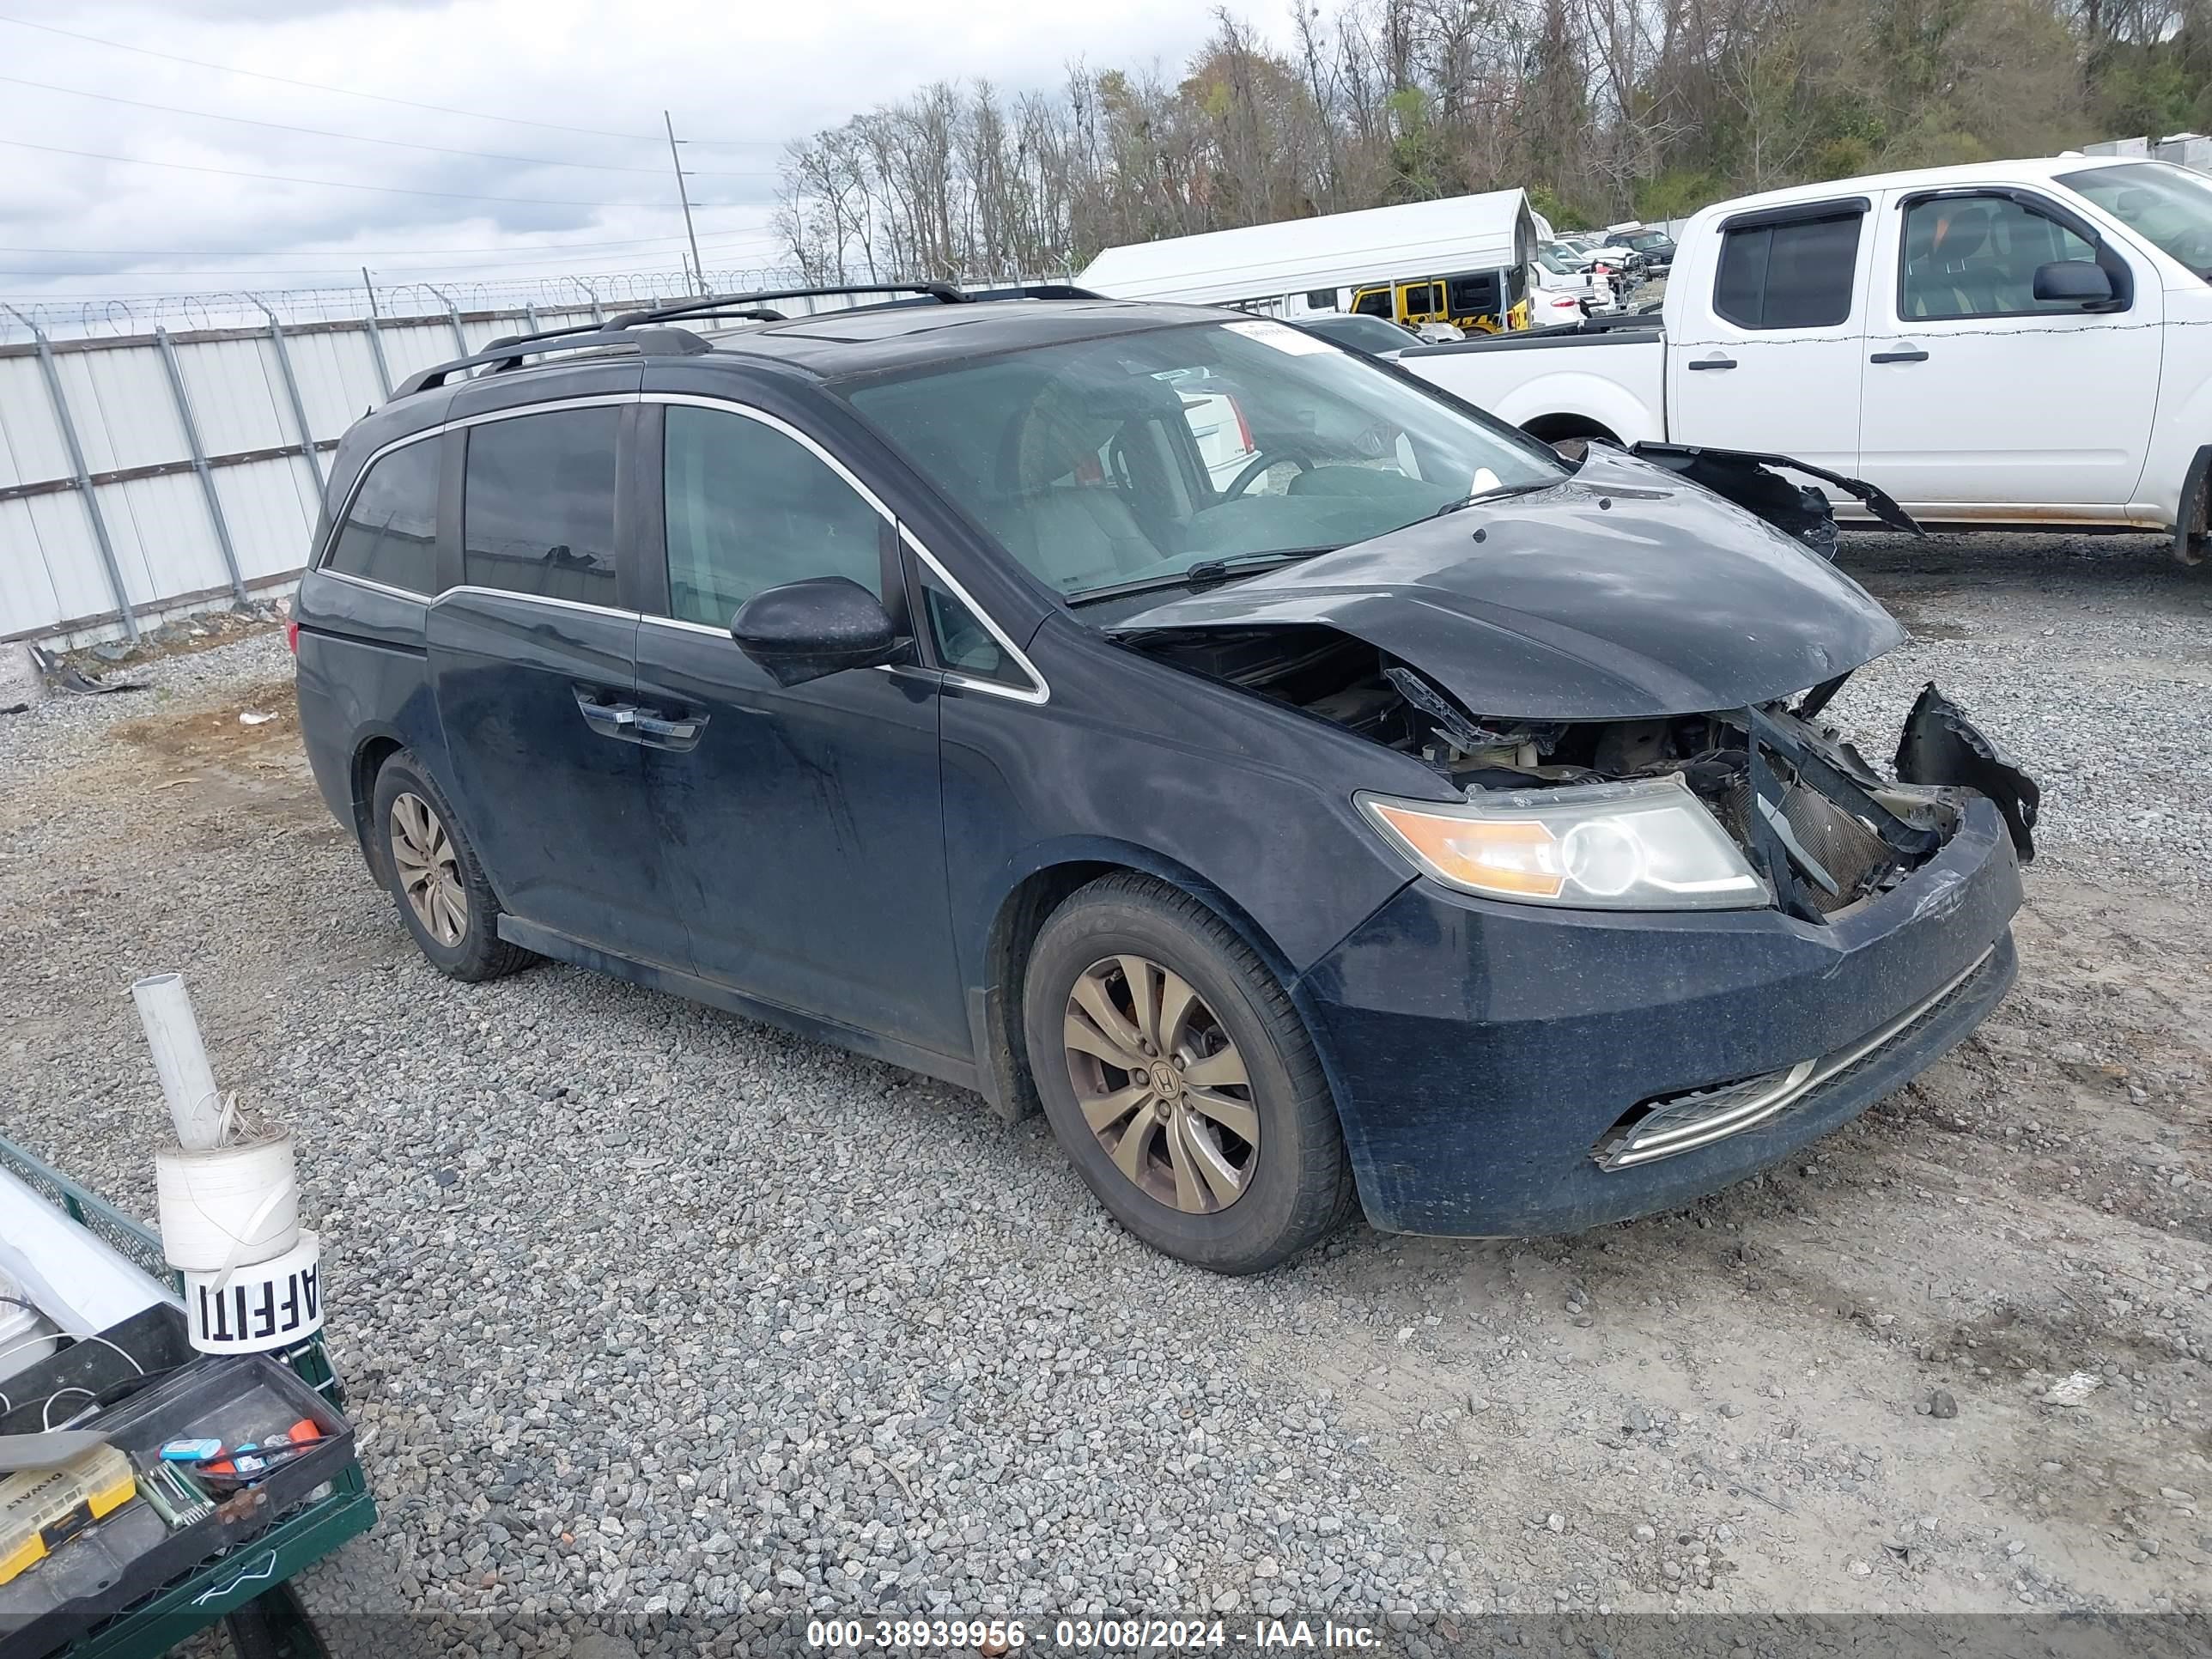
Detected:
[
  {"left": 1893, "top": 683, "right": 2040, "bottom": 861},
  {"left": 1629, "top": 441, "right": 1923, "bottom": 557}
]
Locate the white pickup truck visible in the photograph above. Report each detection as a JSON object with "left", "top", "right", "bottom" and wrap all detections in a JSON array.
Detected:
[{"left": 1402, "top": 155, "right": 2212, "bottom": 565}]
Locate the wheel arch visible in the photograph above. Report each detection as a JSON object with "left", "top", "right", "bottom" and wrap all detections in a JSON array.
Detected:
[
  {"left": 1521, "top": 410, "right": 1624, "bottom": 446},
  {"left": 349, "top": 729, "right": 409, "bottom": 881},
  {"left": 973, "top": 841, "right": 1318, "bottom": 1129}
]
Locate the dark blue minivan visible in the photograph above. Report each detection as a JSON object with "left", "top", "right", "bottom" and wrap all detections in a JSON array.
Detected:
[{"left": 294, "top": 286, "right": 2033, "bottom": 1273}]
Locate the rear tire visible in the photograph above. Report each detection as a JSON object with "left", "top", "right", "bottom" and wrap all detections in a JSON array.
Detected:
[
  {"left": 369, "top": 750, "right": 531, "bottom": 982},
  {"left": 1022, "top": 873, "right": 1355, "bottom": 1273}
]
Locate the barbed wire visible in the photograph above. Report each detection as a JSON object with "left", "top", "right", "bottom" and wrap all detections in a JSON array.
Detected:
[
  {"left": 0, "top": 267, "right": 813, "bottom": 342},
  {"left": 0, "top": 264, "right": 1085, "bottom": 343}
]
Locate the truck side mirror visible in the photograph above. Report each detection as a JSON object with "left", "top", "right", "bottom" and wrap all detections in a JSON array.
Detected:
[{"left": 2032, "top": 259, "right": 2114, "bottom": 307}]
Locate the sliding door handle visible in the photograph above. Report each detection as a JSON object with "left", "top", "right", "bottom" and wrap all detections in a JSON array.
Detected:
[
  {"left": 1869, "top": 347, "right": 1930, "bottom": 363},
  {"left": 1686, "top": 356, "right": 1736, "bottom": 370}
]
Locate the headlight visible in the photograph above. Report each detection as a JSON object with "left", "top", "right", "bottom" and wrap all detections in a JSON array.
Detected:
[{"left": 1358, "top": 775, "right": 1767, "bottom": 910}]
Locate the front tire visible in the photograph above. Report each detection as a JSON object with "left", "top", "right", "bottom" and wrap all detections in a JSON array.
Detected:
[
  {"left": 369, "top": 750, "right": 530, "bottom": 982},
  {"left": 1022, "top": 873, "right": 1355, "bottom": 1273}
]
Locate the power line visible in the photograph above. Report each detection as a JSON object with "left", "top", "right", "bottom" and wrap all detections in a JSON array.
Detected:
[
  {"left": 0, "top": 12, "right": 787, "bottom": 145},
  {"left": 0, "top": 74, "right": 776, "bottom": 178},
  {"left": 0, "top": 228, "right": 775, "bottom": 258},
  {"left": 0, "top": 136, "right": 766, "bottom": 209},
  {"left": 0, "top": 233, "right": 794, "bottom": 278}
]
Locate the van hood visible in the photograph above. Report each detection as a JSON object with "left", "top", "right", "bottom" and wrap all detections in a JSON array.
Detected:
[{"left": 1109, "top": 450, "right": 1905, "bottom": 720}]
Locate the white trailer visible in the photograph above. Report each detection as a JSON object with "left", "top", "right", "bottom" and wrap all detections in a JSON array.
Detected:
[{"left": 1079, "top": 189, "right": 1541, "bottom": 333}]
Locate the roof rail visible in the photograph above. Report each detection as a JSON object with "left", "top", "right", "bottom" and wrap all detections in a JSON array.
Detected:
[
  {"left": 391, "top": 325, "right": 712, "bottom": 399},
  {"left": 387, "top": 281, "right": 1112, "bottom": 400},
  {"left": 610, "top": 282, "right": 968, "bottom": 329}
]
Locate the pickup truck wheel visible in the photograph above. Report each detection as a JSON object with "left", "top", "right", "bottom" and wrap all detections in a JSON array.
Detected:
[{"left": 1022, "top": 873, "right": 1356, "bottom": 1274}]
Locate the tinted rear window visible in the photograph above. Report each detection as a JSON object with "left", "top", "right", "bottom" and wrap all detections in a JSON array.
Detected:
[
  {"left": 325, "top": 439, "right": 439, "bottom": 594},
  {"left": 462, "top": 409, "right": 620, "bottom": 605},
  {"left": 1714, "top": 212, "right": 1862, "bottom": 329}
]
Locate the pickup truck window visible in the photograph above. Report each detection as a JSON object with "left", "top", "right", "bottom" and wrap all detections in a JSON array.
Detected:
[
  {"left": 2058, "top": 161, "right": 2212, "bottom": 279},
  {"left": 1899, "top": 196, "right": 2094, "bottom": 319},
  {"left": 1713, "top": 211, "right": 1861, "bottom": 330}
]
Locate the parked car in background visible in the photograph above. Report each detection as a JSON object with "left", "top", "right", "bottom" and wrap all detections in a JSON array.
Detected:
[
  {"left": 1293, "top": 313, "right": 1419, "bottom": 357},
  {"left": 1402, "top": 156, "right": 2212, "bottom": 565},
  {"left": 1606, "top": 224, "right": 1678, "bottom": 270},
  {"left": 295, "top": 285, "right": 2035, "bottom": 1274},
  {"left": 1534, "top": 242, "right": 1612, "bottom": 320}
]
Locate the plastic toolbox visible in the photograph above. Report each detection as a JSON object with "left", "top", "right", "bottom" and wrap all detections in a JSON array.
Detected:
[{"left": 0, "top": 1346, "right": 354, "bottom": 1656}]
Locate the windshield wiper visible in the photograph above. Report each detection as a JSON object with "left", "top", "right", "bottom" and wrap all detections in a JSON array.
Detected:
[
  {"left": 1431, "top": 478, "right": 1555, "bottom": 517},
  {"left": 1066, "top": 548, "right": 1335, "bottom": 606}
]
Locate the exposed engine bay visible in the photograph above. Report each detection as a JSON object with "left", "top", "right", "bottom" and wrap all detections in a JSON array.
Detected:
[{"left": 1128, "top": 624, "right": 2040, "bottom": 921}]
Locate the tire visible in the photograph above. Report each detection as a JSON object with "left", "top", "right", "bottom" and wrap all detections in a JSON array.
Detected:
[
  {"left": 1022, "top": 872, "right": 1356, "bottom": 1273},
  {"left": 368, "top": 749, "right": 531, "bottom": 982}
]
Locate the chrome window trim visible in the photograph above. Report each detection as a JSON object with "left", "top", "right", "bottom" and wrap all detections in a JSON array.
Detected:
[
  {"left": 444, "top": 584, "right": 639, "bottom": 623},
  {"left": 318, "top": 568, "right": 431, "bottom": 605},
  {"left": 312, "top": 389, "right": 1050, "bottom": 706},
  {"left": 648, "top": 392, "right": 1048, "bottom": 706}
]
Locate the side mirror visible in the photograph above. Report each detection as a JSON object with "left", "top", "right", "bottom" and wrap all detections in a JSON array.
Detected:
[
  {"left": 2033, "top": 259, "right": 2115, "bottom": 307},
  {"left": 730, "top": 576, "right": 908, "bottom": 688}
]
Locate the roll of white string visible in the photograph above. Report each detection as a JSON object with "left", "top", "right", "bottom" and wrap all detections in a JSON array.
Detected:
[{"left": 155, "top": 1133, "right": 298, "bottom": 1279}]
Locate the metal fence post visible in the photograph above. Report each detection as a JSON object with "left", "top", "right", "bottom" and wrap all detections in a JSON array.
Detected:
[
  {"left": 252, "top": 301, "right": 324, "bottom": 495},
  {"left": 573, "top": 279, "right": 605, "bottom": 327},
  {"left": 0, "top": 303, "right": 138, "bottom": 641},
  {"left": 440, "top": 294, "right": 469, "bottom": 356},
  {"left": 155, "top": 325, "right": 247, "bottom": 605},
  {"left": 359, "top": 269, "right": 392, "bottom": 399}
]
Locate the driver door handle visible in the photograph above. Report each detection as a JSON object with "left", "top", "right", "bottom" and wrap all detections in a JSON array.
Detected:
[
  {"left": 1870, "top": 347, "right": 1930, "bottom": 363},
  {"left": 1686, "top": 356, "right": 1736, "bottom": 370}
]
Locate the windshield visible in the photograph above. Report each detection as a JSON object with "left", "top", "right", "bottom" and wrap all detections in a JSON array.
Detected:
[
  {"left": 842, "top": 317, "right": 1564, "bottom": 602},
  {"left": 2059, "top": 161, "right": 2212, "bottom": 277}
]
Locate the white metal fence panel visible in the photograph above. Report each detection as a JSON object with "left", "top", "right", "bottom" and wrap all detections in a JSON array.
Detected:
[{"left": 0, "top": 297, "right": 659, "bottom": 643}]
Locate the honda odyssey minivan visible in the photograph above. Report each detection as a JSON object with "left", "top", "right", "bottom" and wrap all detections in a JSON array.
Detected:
[{"left": 295, "top": 284, "right": 2034, "bottom": 1273}]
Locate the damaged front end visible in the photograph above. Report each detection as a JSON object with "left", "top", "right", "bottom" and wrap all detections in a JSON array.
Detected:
[{"left": 1124, "top": 623, "right": 2037, "bottom": 925}]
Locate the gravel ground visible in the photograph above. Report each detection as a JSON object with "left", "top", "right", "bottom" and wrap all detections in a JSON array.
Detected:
[{"left": 0, "top": 533, "right": 2207, "bottom": 1654}]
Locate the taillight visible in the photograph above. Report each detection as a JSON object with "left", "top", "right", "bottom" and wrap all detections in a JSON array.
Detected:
[{"left": 285, "top": 618, "right": 300, "bottom": 654}]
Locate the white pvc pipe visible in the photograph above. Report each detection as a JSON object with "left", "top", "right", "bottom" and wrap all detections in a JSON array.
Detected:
[{"left": 131, "top": 972, "right": 225, "bottom": 1152}]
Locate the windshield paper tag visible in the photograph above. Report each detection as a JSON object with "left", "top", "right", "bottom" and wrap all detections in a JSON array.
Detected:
[{"left": 1223, "top": 319, "right": 1332, "bottom": 355}]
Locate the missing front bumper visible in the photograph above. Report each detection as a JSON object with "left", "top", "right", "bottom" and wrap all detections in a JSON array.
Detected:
[{"left": 1590, "top": 944, "right": 2000, "bottom": 1170}]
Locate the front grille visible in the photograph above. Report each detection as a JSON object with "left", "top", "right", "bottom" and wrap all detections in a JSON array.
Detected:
[{"left": 1590, "top": 945, "right": 1997, "bottom": 1170}]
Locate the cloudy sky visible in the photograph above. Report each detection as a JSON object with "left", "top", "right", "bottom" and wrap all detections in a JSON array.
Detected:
[{"left": 0, "top": 0, "right": 1224, "bottom": 313}]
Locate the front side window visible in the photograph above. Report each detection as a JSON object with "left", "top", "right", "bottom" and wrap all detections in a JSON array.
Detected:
[
  {"left": 660, "top": 405, "right": 882, "bottom": 629},
  {"left": 2058, "top": 161, "right": 2212, "bottom": 279},
  {"left": 461, "top": 409, "right": 619, "bottom": 605},
  {"left": 1899, "top": 195, "right": 2097, "bottom": 319},
  {"left": 1403, "top": 283, "right": 1443, "bottom": 316},
  {"left": 325, "top": 439, "right": 438, "bottom": 593},
  {"left": 842, "top": 317, "right": 1564, "bottom": 605},
  {"left": 1714, "top": 211, "right": 1861, "bottom": 329},
  {"left": 1351, "top": 289, "right": 1393, "bottom": 318}
]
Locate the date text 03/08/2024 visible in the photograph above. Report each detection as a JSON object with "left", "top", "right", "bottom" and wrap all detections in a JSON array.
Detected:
[{"left": 803, "top": 1619, "right": 1382, "bottom": 1650}]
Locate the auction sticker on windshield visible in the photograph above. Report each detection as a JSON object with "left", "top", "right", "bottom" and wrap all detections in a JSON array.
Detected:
[{"left": 1222, "top": 319, "right": 1334, "bottom": 354}]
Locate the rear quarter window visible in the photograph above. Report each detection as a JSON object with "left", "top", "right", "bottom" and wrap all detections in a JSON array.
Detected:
[
  {"left": 1713, "top": 212, "right": 1862, "bottom": 329},
  {"left": 323, "top": 438, "right": 440, "bottom": 594}
]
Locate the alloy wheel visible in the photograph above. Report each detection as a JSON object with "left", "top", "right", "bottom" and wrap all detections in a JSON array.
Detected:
[
  {"left": 1061, "top": 954, "right": 1259, "bottom": 1213},
  {"left": 389, "top": 792, "right": 466, "bottom": 947}
]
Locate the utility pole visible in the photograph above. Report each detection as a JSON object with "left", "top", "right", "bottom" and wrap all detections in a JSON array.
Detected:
[{"left": 665, "top": 110, "right": 707, "bottom": 295}]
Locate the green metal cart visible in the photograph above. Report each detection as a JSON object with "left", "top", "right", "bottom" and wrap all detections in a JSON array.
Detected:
[{"left": 0, "top": 1136, "right": 376, "bottom": 1659}]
